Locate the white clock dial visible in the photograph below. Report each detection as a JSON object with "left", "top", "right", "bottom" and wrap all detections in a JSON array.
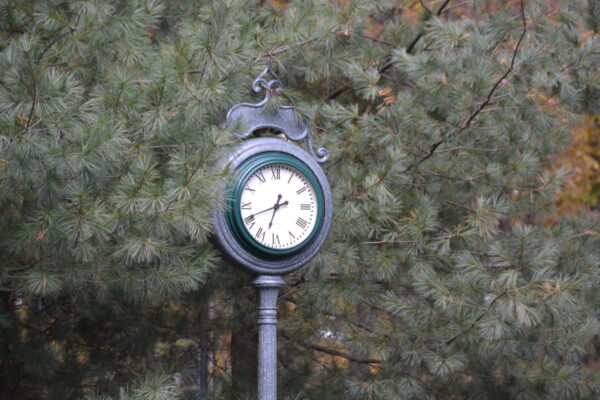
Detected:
[{"left": 239, "top": 163, "right": 318, "bottom": 250}]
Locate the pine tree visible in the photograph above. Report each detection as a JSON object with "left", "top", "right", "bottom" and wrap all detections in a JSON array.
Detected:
[
  {"left": 1, "top": 1, "right": 600, "bottom": 399},
  {"left": 0, "top": 0, "right": 250, "bottom": 398}
]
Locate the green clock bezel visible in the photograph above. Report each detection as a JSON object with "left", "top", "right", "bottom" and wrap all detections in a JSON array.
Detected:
[{"left": 226, "top": 152, "right": 325, "bottom": 257}]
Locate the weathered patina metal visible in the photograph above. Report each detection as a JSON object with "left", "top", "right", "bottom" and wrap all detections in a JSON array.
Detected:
[
  {"left": 225, "top": 60, "right": 328, "bottom": 163},
  {"left": 215, "top": 60, "right": 332, "bottom": 400}
]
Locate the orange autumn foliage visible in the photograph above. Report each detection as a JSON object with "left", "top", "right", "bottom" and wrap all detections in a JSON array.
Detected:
[{"left": 556, "top": 116, "right": 600, "bottom": 213}]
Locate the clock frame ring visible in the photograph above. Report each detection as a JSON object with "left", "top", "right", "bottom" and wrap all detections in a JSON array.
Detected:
[
  {"left": 227, "top": 151, "right": 325, "bottom": 257},
  {"left": 213, "top": 138, "right": 333, "bottom": 275}
]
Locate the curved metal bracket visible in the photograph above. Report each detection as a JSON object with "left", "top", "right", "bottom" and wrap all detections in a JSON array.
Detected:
[{"left": 225, "top": 59, "right": 329, "bottom": 163}]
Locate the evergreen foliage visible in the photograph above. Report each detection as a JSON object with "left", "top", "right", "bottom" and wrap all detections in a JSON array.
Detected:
[{"left": 1, "top": 0, "right": 600, "bottom": 399}]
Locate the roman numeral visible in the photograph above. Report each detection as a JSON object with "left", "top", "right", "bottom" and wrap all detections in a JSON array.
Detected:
[
  {"left": 272, "top": 234, "right": 280, "bottom": 245},
  {"left": 296, "top": 187, "right": 306, "bottom": 195},
  {"left": 244, "top": 185, "right": 255, "bottom": 194},
  {"left": 296, "top": 218, "right": 308, "bottom": 229},
  {"left": 241, "top": 202, "right": 252, "bottom": 210},
  {"left": 244, "top": 215, "right": 254, "bottom": 224},
  {"left": 300, "top": 203, "right": 311, "bottom": 210},
  {"left": 289, "top": 231, "right": 296, "bottom": 240},
  {"left": 271, "top": 167, "right": 280, "bottom": 180},
  {"left": 287, "top": 173, "right": 294, "bottom": 184},
  {"left": 256, "top": 171, "right": 266, "bottom": 183},
  {"left": 256, "top": 227, "right": 266, "bottom": 241}
]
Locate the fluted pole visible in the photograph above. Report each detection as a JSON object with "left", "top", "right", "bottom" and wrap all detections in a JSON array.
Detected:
[{"left": 253, "top": 275, "right": 285, "bottom": 400}]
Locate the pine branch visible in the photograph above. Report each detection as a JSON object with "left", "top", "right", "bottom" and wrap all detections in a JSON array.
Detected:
[
  {"left": 435, "top": 146, "right": 519, "bottom": 153},
  {"left": 183, "top": 33, "right": 326, "bottom": 74},
  {"left": 6, "top": 264, "right": 34, "bottom": 273},
  {"left": 282, "top": 332, "right": 381, "bottom": 364},
  {"left": 363, "top": 233, "right": 458, "bottom": 245},
  {"left": 442, "top": 199, "right": 474, "bottom": 212},
  {"left": 564, "top": 231, "right": 600, "bottom": 241},
  {"left": 282, "top": 297, "right": 377, "bottom": 334},
  {"left": 255, "top": 5, "right": 355, "bottom": 60},
  {"left": 437, "top": 0, "right": 453, "bottom": 16},
  {"left": 443, "top": 291, "right": 507, "bottom": 346},
  {"left": 419, "top": 170, "right": 539, "bottom": 192},
  {"left": 440, "top": 1, "right": 469, "bottom": 14},
  {"left": 460, "top": 4, "right": 527, "bottom": 129},
  {"left": 257, "top": 25, "right": 346, "bottom": 58},
  {"left": 326, "top": 0, "right": 452, "bottom": 101},
  {"left": 419, "top": 0, "right": 433, "bottom": 16},
  {"left": 406, "top": 0, "right": 452, "bottom": 54},
  {"left": 361, "top": 33, "right": 394, "bottom": 47},
  {"left": 184, "top": 3, "right": 232, "bottom": 79},
  {"left": 408, "top": 0, "right": 528, "bottom": 170},
  {"left": 23, "top": 5, "right": 83, "bottom": 133},
  {"left": 23, "top": 72, "right": 37, "bottom": 133}
]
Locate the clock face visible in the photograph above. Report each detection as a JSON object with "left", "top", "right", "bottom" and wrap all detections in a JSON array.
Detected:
[{"left": 238, "top": 163, "right": 318, "bottom": 250}]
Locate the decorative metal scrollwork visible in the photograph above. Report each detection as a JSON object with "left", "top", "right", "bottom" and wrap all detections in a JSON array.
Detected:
[
  {"left": 251, "top": 60, "right": 284, "bottom": 97},
  {"left": 225, "top": 59, "right": 329, "bottom": 163}
]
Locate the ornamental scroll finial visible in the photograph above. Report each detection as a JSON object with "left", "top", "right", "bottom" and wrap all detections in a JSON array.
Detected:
[
  {"left": 225, "top": 58, "right": 329, "bottom": 163},
  {"left": 251, "top": 58, "right": 283, "bottom": 96}
]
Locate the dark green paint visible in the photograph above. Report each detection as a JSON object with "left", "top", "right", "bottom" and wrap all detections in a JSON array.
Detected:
[{"left": 226, "top": 152, "right": 325, "bottom": 257}]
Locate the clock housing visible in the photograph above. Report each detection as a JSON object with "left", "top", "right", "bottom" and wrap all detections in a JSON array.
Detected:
[
  {"left": 227, "top": 152, "right": 325, "bottom": 257},
  {"left": 213, "top": 138, "right": 333, "bottom": 275}
]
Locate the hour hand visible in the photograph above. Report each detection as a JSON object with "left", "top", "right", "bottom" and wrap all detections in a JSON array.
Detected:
[{"left": 269, "top": 194, "right": 283, "bottom": 229}]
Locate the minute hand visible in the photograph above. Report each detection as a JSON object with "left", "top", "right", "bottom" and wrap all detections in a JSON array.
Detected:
[
  {"left": 269, "top": 195, "right": 283, "bottom": 229},
  {"left": 248, "top": 201, "right": 288, "bottom": 218}
]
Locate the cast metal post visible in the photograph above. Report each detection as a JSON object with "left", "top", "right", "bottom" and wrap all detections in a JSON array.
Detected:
[{"left": 253, "top": 275, "right": 285, "bottom": 400}]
